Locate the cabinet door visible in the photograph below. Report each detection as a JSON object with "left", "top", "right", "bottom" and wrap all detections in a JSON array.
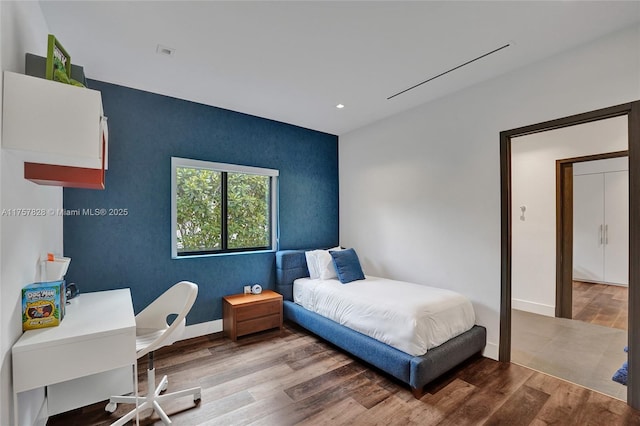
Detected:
[
  {"left": 2, "top": 72, "right": 105, "bottom": 169},
  {"left": 604, "top": 170, "right": 629, "bottom": 285},
  {"left": 573, "top": 173, "right": 604, "bottom": 282}
]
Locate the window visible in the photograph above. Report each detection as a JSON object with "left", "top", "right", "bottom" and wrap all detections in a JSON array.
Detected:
[{"left": 171, "top": 157, "right": 278, "bottom": 257}]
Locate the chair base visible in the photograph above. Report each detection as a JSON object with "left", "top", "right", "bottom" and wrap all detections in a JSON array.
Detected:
[{"left": 107, "top": 367, "right": 201, "bottom": 426}]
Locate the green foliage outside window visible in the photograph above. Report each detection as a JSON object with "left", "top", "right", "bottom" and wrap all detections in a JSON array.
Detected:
[
  {"left": 228, "top": 173, "right": 270, "bottom": 249},
  {"left": 176, "top": 167, "right": 271, "bottom": 254},
  {"left": 176, "top": 167, "right": 222, "bottom": 252}
]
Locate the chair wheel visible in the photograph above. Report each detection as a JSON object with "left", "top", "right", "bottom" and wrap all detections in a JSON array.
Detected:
[
  {"left": 105, "top": 402, "right": 117, "bottom": 413},
  {"left": 161, "top": 380, "right": 169, "bottom": 392},
  {"left": 194, "top": 392, "right": 201, "bottom": 403}
]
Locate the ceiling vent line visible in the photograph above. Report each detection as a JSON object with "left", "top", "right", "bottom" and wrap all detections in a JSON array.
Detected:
[{"left": 387, "top": 43, "right": 511, "bottom": 100}]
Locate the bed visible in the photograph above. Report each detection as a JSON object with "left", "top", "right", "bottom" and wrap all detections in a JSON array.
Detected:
[{"left": 275, "top": 249, "right": 487, "bottom": 398}]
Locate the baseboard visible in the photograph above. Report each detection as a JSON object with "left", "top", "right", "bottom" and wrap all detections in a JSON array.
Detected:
[
  {"left": 482, "top": 341, "right": 499, "bottom": 361},
  {"left": 512, "top": 299, "right": 555, "bottom": 317},
  {"left": 181, "top": 319, "right": 223, "bottom": 341},
  {"left": 575, "top": 279, "right": 628, "bottom": 288}
]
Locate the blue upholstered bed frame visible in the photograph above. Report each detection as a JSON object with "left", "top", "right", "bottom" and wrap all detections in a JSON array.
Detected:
[{"left": 275, "top": 249, "right": 487, "bottom": 398}]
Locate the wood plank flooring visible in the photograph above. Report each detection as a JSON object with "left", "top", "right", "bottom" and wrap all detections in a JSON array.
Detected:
[
  {"left": 572, "top": 281, "right": 628, "bottom": 330},
  {"left": 48, "top": 323, "right": 640, "bottom": 426}
]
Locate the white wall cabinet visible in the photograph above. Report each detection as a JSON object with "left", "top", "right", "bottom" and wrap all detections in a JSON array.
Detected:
[
  {"left": 573, "top": 157, "right": 628, "bottom": 286},
  {"left": 2, "top": 71, "right": 108, "bottom": 188}
]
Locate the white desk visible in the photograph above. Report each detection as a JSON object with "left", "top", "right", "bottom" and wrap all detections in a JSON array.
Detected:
[{"left": 13, "top": 289, "right": 136, "bottom": 421}]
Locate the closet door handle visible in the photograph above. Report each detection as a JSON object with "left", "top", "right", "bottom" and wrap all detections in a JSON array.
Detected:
[
  {"left": 605, "top": 224, "right": 609, "bottom": 245},
  {"left": 599, "top": 225, "right": 603, "bottom": 245}
]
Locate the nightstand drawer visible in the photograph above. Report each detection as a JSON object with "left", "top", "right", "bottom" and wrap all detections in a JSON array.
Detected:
[
  {"left": 236, "top": 300, "right": 280, "bottom": 322},
  {"left": 236, "top": 313, "right": 281, "bottom": 336},
  {"left": 222, "top": 290, "right": 283, "bottom": 341}
]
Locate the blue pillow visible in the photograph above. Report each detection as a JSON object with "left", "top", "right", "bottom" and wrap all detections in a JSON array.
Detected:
[{"left": 330, "top": 248, "right": 365, "bottom": 284}]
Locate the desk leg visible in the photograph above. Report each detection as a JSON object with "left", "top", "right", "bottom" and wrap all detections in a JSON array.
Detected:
[
  {"left": 13, "top": 391, "right": 18, "bottom": 426},
  {"left": 133, "top": 362, "right": 139, "bottom": 426},
  {"left": 12, "top": 389, "right": 48, "bottom": 426}
]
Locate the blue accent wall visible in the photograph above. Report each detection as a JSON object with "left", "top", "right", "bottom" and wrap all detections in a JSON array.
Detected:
[{"left": 63, "top": 81, "right": 339, "bottom": 325}]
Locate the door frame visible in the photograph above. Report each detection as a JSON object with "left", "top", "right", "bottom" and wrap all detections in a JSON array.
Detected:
[
  {"left": 499, "top": 101, "right": 640, "bottom": 408},
  {"left": 556, "top": 151, "right": 628, "bottom": 319}
]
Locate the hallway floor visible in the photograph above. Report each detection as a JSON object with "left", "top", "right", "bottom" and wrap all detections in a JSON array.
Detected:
[{"left": 512, "top": 309, "right": 628, "bottom": 401}]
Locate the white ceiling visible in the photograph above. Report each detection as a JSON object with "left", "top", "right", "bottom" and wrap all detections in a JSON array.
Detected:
[{"left": 38, "top": 1, "right": 640, "bottom": 135}]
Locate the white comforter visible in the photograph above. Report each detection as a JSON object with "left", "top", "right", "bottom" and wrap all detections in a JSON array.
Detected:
[{"left": 293, "top": 276, "right": 476, "bottom": 356}]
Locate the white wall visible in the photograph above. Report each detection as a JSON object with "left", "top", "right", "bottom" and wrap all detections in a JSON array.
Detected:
[
  {"left": 0, "top": 2, "right": 60, "bottom": 425},
  {"left": 511, "top": 117, "right": 627, "bottom": 317},
  {"left": 339, "top": 24, "right": 640, "bottom": 360}
]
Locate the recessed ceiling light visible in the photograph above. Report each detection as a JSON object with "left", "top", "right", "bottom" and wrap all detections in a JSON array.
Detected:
[
  {"left": 156, "top": 44, "right": 175, "bottom": 57},
  {"left": 336, "top": 104, "right": 345, "bottom": 109}
]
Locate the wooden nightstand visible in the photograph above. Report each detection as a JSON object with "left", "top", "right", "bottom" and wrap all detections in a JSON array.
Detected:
[{"left": 222, "top": 290, "right": 283, "bottom": 341}]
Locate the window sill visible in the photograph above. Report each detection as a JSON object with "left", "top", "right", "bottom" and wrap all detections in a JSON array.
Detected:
[{"left": 172, "top": 249, "right": 276, "bottom": 260}]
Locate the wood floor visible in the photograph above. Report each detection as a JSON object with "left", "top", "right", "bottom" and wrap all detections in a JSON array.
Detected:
[
  {"left": 572, "top": 281, "right": 628, "bottom": 330},
  {"left": 48, "top": 323, "right": 640, "bottom": 426}
]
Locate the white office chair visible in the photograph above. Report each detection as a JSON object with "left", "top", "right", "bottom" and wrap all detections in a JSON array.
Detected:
[{"left": 106, "top": 281, "right": 202, "bottom": 425}]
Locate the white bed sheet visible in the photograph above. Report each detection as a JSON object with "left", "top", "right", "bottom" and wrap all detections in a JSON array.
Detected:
[{"left": 293, "top": 276, "right": 475, "bottom": 356}]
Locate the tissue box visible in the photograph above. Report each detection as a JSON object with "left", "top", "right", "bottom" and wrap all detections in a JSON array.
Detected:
[
  {"left": 22, "top": 281, "right": 66, "bottom": 331},
  {"left": 45, "top": 257, "right": 70, "bottom": 281}
]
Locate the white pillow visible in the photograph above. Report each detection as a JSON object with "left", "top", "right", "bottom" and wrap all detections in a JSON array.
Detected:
[
  {"left": 317, "top": 247, "right": 343, "bottom": 280},
  {"left": 305, "top": 250, "right": 321, "bottom": 279}
]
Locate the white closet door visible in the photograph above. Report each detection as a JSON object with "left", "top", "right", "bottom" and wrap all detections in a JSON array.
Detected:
[
  {"left": 573, "top": 173, "right": 604, "bottom": 282},
  {"left": 603, "top": 170, "right": 629, "bottom": 285}
]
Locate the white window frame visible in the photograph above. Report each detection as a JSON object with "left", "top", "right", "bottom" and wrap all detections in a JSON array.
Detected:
[{"left": 171, "top": 157, "right": 279, "bottom": 258}]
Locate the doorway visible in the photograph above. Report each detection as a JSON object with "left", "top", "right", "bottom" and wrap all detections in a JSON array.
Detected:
[
  {"left": 557, "top": 152, "right": 629, "bottom": 320},
  {"left": 499, "top": 101, "right": 640, "bottom": 408},
  {"left": 509, "top": 118, "right": 628, "bottom": 400}
]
